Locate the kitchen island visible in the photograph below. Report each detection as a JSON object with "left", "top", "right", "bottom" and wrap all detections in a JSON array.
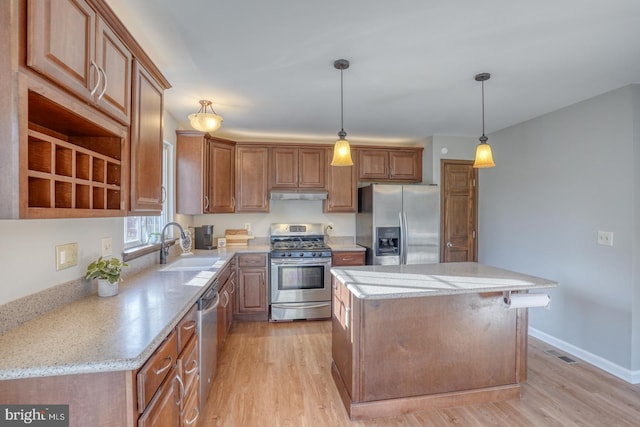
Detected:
[{"left": 330, "top": 262, "right": 558, "bottom": 420}]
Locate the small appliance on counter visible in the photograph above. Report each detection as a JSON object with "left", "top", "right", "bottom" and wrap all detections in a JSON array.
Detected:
[{"left": 194, "top": 225, "right": 216, "bottom": 250}]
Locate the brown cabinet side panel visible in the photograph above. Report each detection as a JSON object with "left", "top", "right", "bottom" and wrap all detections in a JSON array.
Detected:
[
  {"left": 0, "top": 371, "right": 135, "bottom": 427},
  {"left": 359, "top": 293, "right": 517, "bottom": 402},
  {"left": 129, "top": 61, "right": 163, "bottom": 214}
]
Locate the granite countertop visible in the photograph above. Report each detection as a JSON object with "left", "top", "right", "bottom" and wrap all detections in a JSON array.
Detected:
[
  {"left": 0, "top": 246, "right": 270, "bottom": 381},
  {"left": 331, "top": 262, "right": 558, "bottom": 300}
]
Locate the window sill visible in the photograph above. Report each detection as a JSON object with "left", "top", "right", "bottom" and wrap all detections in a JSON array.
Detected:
[{"left": 122, "top": 239, "right": 177, "bottom": 262}]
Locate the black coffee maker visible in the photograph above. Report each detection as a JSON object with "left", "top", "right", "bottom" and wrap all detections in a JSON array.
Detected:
[{"left": 194, "top": 225, "right": 216, "bottom": 249}]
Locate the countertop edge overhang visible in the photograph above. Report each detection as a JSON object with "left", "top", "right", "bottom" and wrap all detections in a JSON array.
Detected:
[
  {"left": 331, "top": 262, "right": 559, "bottom": 300},
  {"left": 0, "top": 246, "right": 270, "bottom": 381}
]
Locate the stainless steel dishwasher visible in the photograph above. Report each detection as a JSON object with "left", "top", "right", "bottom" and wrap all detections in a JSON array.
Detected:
[{"left": 198, "top": 279, "right": 220, "bottom": 408}]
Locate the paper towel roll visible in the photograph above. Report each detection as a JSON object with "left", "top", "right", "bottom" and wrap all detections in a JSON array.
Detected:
[{"left": 505, "top": 293, "right": 550, "bottom": 309}]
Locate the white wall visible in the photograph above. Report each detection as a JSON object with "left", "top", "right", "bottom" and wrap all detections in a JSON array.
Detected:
[
  {"left": 478, "top": 84, "right": 640, "bottom": 374},
  {"left": 430, "top": 135, "right": 476, "bottom": 184}
]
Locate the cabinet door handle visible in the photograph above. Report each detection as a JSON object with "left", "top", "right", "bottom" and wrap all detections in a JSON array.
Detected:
[
  {"left": 185, "top": 407, "right": 200, "bottom": 425},
  {"left": 97, "top": 67, "right": 108, "bottom": 100},
  {"left": 222, "top": 290, "right": 230, "bottom": 308},
  {"left": 89, "top": 60, "right": 101, "bottom": 96},
  {"left": 345, "top": 306, "right": 351, "bottom": 329},
  {"left": 204, "top": 196, "right": 210, "bottom": 211},
  {"left": 182, "top": 320, "right": 196, "bottom": 331},
  {"left": 154, "top": 356, "right": 173, "bottom": 375},
  {"left": 185, "top": 359, "right": 198, "bottom": 375},
  {"left": 175, "top": 374, "right": 185, "bottom": 406}
]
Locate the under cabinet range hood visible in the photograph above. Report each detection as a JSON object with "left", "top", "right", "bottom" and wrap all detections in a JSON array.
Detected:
[
  {"left": 269, "top": 190, "right": 328, "bottom": 201},
  {"left": 270, "top": 190, "right": 328, "bottom": 200}
]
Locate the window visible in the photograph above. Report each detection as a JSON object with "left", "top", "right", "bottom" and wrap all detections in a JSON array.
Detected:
[{"left": 124, "top": 141, "right": 174, "bottom": 249}]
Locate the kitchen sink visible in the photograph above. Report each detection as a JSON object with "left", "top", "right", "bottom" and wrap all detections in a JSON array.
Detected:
[{"left": 160, "top": 257, "right": 221, "bottom": 271}]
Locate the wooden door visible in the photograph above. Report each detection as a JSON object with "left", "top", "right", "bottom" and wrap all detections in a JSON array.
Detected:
[
  {"left": 129, "top": 61, "right": 164, "bottom": 214},
  {"left": 389, "top": 149, "right": 422, "bottom": 181},
  {"left": 208, "top": 139, "right": 235, "bottom": 213},
  {"left": 324, "top": 147, "right": 357, "bottom": 213},
  {"left": 298, "top": 147, "right": 326, "bottom": 188},
  {"left": 441, "top": 160, "right": 478, "bottom": 262},
  {"left": 95, "top": 17, "right": 132, "bottom": 124},
  {"left": 237, "top": 269, "right": 266, "bottom": 314},
  {"left": 236, "top": 146, "right": 269, "bottom": 212},
  {"left": 270, "top": 147, "right": 298, "bottom": 188},
  {"left": 28, "top": 0, "right": 96, "bottom": 100},
  {"left": 358, "top": 149, "right": 389, "bottom": 180}
]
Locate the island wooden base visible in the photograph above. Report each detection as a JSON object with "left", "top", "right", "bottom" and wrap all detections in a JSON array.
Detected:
[
  {"left": 331, "top": 275, "right": 530, "bottom": 421},
  {"left": 332, "top": 362, "right": 521, "bottom": 420}
]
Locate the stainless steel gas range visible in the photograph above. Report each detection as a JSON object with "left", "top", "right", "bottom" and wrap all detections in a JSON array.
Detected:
[{"left": 269, "top": 223, "right": 332, "bottom": 321}]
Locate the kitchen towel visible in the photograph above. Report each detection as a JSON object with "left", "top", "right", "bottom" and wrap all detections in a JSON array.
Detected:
[{"left": 504, "top": 293, "right": 550, "bottom": 309}]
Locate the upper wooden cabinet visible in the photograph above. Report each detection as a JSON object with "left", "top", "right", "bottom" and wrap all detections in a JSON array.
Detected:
[
  {"left": 357, "top": 147, "right": 423, "bottom": 182},
  {"left": 28, "top": 0, "right": 132, "bottom": 125},
  {"left": 324, "top": 147, "right": 357, "bottom": 213},
  {"left": 176, "top": 131, "right": 236, "bottom": 214},
  {"left": 270, "top": 146, "right": 326, "bottom": 189},
  {"left": 236, "top": 145, "right": 269, "bottom": 212},
  {"left": 129, "top": 61, "right": 164, "bottom": 214},
  {"left": 0, "top": 0, "right": 169, "bottom": 219}
]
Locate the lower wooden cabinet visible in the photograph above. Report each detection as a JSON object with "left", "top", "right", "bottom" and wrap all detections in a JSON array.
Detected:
[
  {"left": 137, "top": 366, "right": 181, "bottom": 427},
  {"left": 234, "top": 253, "right": 268, "bottom": 322},
  {"left": 0, "top": 304, "right": 201, "bottom": 427},
  {"left": 217, "top": 262, "right": 235, "bottom": 353},
  {"left": 332, "top": 250, "right": 365, "bottom": 266}
]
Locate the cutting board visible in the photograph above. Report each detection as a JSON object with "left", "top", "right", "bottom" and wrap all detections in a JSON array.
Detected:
[{"left": 225, "top": 229, "right": 255, "bottom": 246}]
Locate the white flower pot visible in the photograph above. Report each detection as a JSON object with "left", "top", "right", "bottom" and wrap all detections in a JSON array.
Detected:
[{"left": 97, "top": 279, "right": 119, "bottom": 297}]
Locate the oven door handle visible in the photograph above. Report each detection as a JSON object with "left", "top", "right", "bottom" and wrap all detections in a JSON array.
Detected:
[
  {"left": 271, "top": 258, "right": 331, "bottom": 266},
  {"left": 271, "top": 302, "right": 331, "bottom": 309}
]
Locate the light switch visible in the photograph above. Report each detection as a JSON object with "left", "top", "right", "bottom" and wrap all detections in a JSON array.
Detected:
[
  {"left": 597, "top": 231, "right": 613, "bottom": 246},
  {"left": 56, "top": 243, "right": 78, "bottom": 270},
  {"left": 101, "top": 237, "right": 113, "bottom": 257}
]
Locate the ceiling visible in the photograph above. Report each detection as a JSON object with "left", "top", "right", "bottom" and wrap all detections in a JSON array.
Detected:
[{"left": 106, "top": 0, "right": 640, "bottom": 145}]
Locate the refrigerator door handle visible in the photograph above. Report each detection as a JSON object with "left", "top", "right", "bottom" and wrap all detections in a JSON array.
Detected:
[
  {"left": 398, "top": 211, "right": 404, "bottom": 264},
  {"left": 402, "top": 211, "right": 409, "bottom": 264}
]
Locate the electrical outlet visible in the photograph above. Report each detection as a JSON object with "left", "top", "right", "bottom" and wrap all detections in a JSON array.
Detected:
[
  {"left": 244, "top": 223, "right": 251, "bottom": 234},
  {"left": 101, "top": 237, "right": 113, "bottom": 256},
  {"left": 597, "top": 230, "right": 613, "bottom": 246},
  {"left": 56, "top": 243, "right": 78, "bottom": 271}
]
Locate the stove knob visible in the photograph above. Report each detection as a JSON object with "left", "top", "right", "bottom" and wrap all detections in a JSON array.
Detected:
[
  {"left": 286, "top": 252, "right": 291, "bottom": 257},
  {"left": 312, "top": 252, "right": 318, "bottom": 257},
  {"left": 299, "top": 252, "right": 304, "bottom": 257}
]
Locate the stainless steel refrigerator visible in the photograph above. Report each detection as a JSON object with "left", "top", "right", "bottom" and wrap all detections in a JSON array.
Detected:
[{"left": 356, "top": 184, "right": 440, "bottom": 265}]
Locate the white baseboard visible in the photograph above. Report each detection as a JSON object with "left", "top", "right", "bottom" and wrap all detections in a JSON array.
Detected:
[{"left": 528, "top": 327, "right": 640, "bottom": 385}]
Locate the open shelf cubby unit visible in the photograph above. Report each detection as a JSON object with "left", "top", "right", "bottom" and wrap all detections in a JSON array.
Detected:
[{"left": 24, "top": 91, "right": 126, "bottom": 218}]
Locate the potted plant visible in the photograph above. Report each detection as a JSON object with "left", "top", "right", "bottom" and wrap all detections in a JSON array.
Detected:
[{"left": 85, "top": 256, "right": 128, "bottom": 297}]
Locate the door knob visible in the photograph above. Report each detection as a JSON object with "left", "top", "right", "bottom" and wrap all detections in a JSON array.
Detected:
[{"left": 446, "top": 242, "right": 453, "bottom": 248}]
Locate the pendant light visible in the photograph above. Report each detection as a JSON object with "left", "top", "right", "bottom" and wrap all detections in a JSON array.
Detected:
[
  {"left": 473, "top": 73, "right": 495, "bottom": 168},
  {"left": 331, "top": 59, "right": 354, "bottom": 166},
  {"left": 188, "top": 99, "right": 223, "bottom": 132}
]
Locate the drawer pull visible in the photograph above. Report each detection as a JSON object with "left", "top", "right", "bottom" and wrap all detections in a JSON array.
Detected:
[
  {"left": 185, "top": 407, "right": 200, "bottom": 425},
  {"left": 154, "top": 356, "right": 173, "bottom": 375},
  {"left": 185, "top": 359, "right": 198, "bottom": 375},
  {"left": 175, "top": 374, "right": 185, "bottom": 405},
  {"left": 182, "top": 320, "right": 196, "bottom": 331},
  {"left": 342, "top": 257, "right": 354, "bottom": 261}
]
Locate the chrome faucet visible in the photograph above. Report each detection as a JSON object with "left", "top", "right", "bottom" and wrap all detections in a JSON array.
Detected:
[{"left": 160, "top": 222, "right": 187, "bottom": 264}]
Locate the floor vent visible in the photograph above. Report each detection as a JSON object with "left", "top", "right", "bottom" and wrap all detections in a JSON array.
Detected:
[{"left": 545, "top": 349, "right": 578, "bottom": 364}]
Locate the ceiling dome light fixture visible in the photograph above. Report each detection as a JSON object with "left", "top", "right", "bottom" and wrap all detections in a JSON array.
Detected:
[
  {"left": 188, "top": 99, "right": 223, "bottom": 132},
  {"left": 331, "top": 59, "right": 354, "bottom": 167},
  {"left": 473, "top": 73, "right": 495, "bottom": 168}
]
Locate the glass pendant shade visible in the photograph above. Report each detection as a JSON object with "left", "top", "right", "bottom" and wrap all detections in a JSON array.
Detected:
[
  {"left": 472, "top": 72, "right": 495, "bottom": 169},
  {"left": 473, "top": 140, "right": 495, "bottom": 168},
  {"left": 331, "top": 138, "right": 353, "bottom": 166},
  {"left": 188, "top": 100, "right": 223, "bottom": 132}
]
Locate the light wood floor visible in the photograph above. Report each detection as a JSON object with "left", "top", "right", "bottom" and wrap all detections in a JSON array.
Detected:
[{"left": 202, "top": 320, "right": 640, "bottom": 426}]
